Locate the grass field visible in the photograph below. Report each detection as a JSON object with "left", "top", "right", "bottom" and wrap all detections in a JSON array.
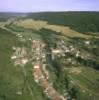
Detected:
[
  {"left": 0, "top": 28, "right": 48, "bottom": 100},
  {"left": 0, "top": 28, "right": 32, "bottom": 100},
  {"left": 15, "top": 19, "right": 47, "bottom": 30}
]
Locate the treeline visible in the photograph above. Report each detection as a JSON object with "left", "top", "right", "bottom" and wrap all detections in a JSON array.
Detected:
[
  {"left": 27, "top": 12, "right": 99, "bottom": 33},
  {"left": 0, "top": 12, "right": 26, "bottom": 21},
  {"left": 76, "top": 57, "right": 99, "bottom": 70},
  {"left": 0, "top": 13, "right": 15, "bottom": 21}
]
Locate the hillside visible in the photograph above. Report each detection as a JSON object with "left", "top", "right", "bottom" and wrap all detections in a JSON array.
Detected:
[
  {"left": 27, "top": 12, "right": 99, "bottom": 33},
  {"left": 0, "top": 13, "right": 27, "bottom": 21}
]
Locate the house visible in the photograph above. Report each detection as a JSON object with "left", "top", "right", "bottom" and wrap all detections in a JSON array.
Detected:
[
  {"left": 76, "top": 51, "right": 80, "bottom": 57},
  {"left": 11, "top": 56, "right": 17, "bottom": 59},
  {"left": 85, "top": 41, "right": 90, "bottom": 45},
  {"left": 34, "top": 65, "right": 40, "bottom": 69},
  {"left": 52, "top": 49, "right": 61, "bottom": 54},
  {"left": 21, "top": 59, "right": 28, "bottom": 65}
]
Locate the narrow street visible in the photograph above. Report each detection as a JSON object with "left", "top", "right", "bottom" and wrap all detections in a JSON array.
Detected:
[{"left": 32, "top": 40, "right": 66, "bottom": 100}]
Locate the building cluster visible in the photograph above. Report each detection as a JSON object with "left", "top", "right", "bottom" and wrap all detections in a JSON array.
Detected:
[
  {"left": 51, "top": 40, "right": 91, "bottom": 64},
  {"left": 11, "top": 47, "right": 28, "bottom": 66},
  {"left": 32, "top": 40, "right": 66, "bottom": 100},
  {"left": 51, "top": 40, "right": 91, "bottom": 62},
  {"left": 11, "top": 37, "right": 91, "bottom": 99},
  {"left": 52, "top": 40, "right": 77, "bottom": 59}
]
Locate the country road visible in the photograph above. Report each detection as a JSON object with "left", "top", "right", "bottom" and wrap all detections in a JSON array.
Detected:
[{"left": 32, "top": 40, "right": 66, "bottom": 100}]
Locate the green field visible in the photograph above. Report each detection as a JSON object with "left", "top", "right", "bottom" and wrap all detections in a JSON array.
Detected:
[{"left": 0, "top": 28, "right": 49, "bottom": 100}]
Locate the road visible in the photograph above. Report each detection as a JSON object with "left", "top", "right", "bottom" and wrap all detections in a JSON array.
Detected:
[{"left": 32, "top": 40, "right": 66, "bottom": 100}]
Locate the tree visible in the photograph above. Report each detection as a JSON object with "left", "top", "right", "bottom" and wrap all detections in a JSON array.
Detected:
[
  {"left": 69, "top": 86, "right": 77, "bottom": 99},
  {"left": 65, "top": 74, "right": 69, "bottom": 89}
]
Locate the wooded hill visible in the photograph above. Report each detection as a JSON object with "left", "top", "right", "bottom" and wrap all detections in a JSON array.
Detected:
[{"left": 27, "top": 12, "right": 99, "bottom": 33}]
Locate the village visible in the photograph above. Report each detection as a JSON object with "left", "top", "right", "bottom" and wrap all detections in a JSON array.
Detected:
[
  {"left": 10, "top": 35, "right": 92, "bottom": 100},
  {"left": 51, "top": 39, "right": 91, "bottom": 64},
  {"left": 0, "top": 10, "right": 99, "bottom": 100}
]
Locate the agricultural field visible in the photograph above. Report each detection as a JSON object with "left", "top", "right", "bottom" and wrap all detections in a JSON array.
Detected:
[{"left": 12, "top": 18, "right": 92, "bottom": 38}]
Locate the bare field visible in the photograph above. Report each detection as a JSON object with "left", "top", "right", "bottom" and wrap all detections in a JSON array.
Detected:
[{"left": 45, "top": 25, "right": 91, "bottom": 38}]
